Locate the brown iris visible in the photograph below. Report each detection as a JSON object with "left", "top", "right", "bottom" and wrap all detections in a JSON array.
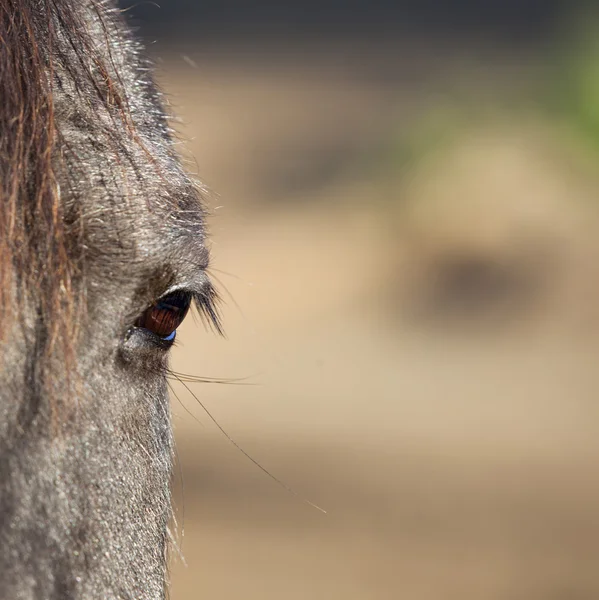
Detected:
[{"left": 135, "top": 290, "right": 192, "bottom": 340}]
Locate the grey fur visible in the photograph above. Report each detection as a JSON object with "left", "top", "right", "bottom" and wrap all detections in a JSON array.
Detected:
[{"left": 0, "top": 1, "right": 214, "bottom": 598}]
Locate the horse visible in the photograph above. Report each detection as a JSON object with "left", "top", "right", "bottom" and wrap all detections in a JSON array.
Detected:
[{"left": 0, "top": 1, "right": 220, "bottom": 597}]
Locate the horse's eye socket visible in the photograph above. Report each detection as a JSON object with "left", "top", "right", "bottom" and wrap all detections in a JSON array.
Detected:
[{"left": 135, "top": 290, "right": 192, "bottom": 341}]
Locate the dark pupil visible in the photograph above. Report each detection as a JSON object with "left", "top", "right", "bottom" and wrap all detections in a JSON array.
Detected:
[{"left": 136, "top": 291, "right": 191, "bottom": 338}]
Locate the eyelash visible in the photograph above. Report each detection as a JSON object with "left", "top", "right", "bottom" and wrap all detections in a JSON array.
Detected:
[{"left": 134, "top": 284, "right": 223, "bottom": 347}]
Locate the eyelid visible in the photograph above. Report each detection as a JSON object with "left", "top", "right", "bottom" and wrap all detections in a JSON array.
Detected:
[{"left": 161, "top": 270, "right": 213, "bottom": 299}]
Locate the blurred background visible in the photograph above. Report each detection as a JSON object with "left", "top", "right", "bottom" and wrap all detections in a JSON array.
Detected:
[{"left": 122, "top": 2, "right": 599, "bottom": 598}]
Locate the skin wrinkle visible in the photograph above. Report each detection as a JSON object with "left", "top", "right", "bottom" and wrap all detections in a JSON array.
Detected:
[{"left": 0, "top": 1, "right": 219, "bottom": 598}]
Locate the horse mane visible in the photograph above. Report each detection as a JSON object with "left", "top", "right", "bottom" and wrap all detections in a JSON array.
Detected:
[{"left": 0, "top": 0, "right": 138, "bottom": 398}]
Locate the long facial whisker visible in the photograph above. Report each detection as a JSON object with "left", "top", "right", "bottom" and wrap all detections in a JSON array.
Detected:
[
  {"left": 173, "top": 374, "right": 327, "bottom": 514},
  {"left": 165, "top": 369, "right": 255, "bottom": 386},
  {"left": 167, "top": 379, "right": 206, "bottom": 430},
  {"left": 163, "top": 383, "right": 189, "bottom": 552}
]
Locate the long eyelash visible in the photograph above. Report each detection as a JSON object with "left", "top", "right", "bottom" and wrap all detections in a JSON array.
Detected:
[
  {"left": 206, "top": 268, "right": 244, "bottom": 319},
  {"left": 191, "top": 282, "right": 224, "bottom": 337}
]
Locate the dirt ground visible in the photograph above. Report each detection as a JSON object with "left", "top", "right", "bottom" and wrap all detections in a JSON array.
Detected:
[{"left": 158, "top": 49, "right": 599, "bottom": 599}]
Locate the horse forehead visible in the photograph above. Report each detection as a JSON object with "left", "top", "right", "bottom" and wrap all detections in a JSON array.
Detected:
[
  {"left": 47, "top": 3, "right": 208, "bottom": 273},
  {"left": 77, "top": 181, "right": 207, "bottom": 269},
  {"left": 56, "top": 105, "right": 206, "bottom": 255}
]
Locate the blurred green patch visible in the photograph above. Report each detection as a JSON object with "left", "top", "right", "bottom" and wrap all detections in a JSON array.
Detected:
[
  {"left": 374, "top": 14, "right": 599, "bottom": 186},
  {"left": 545, "top": 15, "right": 599, "bottom": 153}
]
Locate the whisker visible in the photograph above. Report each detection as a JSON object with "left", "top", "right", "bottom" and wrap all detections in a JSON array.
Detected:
[
  {"left": 166, "top": 369, "right": 255, "bottom": 386},
  {"left": 173, "top": 374, "right": 327, "bottom": 514},
  {"left": 167, "top": 380, "right": 205, "bottom": 428},
  {"left": 165, "top": 382, "right": 193, "bottom": 556}
]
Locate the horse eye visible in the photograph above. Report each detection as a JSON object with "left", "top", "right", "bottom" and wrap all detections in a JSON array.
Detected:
[{"left": 135, "top": 290, "right": 192, "bottom": 342}]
